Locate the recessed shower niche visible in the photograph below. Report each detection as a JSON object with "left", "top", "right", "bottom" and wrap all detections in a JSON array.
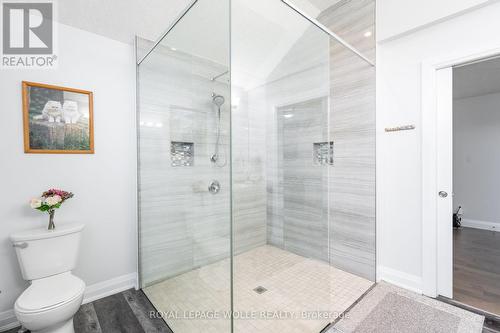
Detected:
[
  {"left": 170, "top": 141, "right": 194, "bottom": 167},
  {"left": 314, "top": 141, "right": 334, "bottom": 166}
]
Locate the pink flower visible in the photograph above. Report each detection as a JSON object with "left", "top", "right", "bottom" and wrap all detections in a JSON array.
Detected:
[{"left": 42, "top": 189, "right": 73, "bottom": 201}]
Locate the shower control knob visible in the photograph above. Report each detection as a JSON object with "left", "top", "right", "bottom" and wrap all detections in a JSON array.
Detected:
[{"left": 209, "top": 180, "right": 220, "bottom": 194}]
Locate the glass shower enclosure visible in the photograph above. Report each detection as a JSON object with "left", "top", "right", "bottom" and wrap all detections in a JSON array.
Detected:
[{"left": 136, "top": 0, "right": 375, "bottom": 332}]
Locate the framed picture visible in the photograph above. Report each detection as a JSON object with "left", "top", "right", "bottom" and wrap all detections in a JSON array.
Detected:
[{"left": 22, "top": 81, "right": 94, "bottom": 154}]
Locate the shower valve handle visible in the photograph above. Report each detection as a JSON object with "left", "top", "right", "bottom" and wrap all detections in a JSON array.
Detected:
[{"left": 209, "top": 180, "right": 220, "bottom": 194}]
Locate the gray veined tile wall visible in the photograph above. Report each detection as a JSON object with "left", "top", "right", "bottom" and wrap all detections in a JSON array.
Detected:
[
  {"left": 277, "top": 98, "right": 330, "bottom": 262},
  {"left": 323, "top": 0, "right": 376, "bottom": 281},
  {"left": 260, "top": 23, "right": 331, "bottom": 261}
]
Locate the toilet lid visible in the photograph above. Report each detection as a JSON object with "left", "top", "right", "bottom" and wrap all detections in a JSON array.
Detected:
[{"left": 16, "top": 273, "right": 85, "bottom": 313}]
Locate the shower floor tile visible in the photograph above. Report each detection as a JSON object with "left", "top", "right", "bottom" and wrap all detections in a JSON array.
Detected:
[{"left": 144, "top": 245, "right": 373, "bottom": 333}]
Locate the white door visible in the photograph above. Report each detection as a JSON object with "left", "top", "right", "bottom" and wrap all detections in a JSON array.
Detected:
[{"left": 436, "top": 67, "right": 453, "bottom": 298}]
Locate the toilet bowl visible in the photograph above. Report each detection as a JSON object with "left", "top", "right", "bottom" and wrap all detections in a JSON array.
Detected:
[
  {"left": 11, "top": 224, "right": 85, "bottom": 333},
  {"left": 15, "top": 272, "right": 85, "bottom": 333}
]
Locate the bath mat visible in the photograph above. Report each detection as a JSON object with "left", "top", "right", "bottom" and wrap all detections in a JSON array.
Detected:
[{"left": 329, "top": 281, "right": 484, "bottom": 333}]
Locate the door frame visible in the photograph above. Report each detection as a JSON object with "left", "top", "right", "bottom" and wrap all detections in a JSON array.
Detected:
[{"left": 421, "top": 46, "right": 500, "bottom": 298}]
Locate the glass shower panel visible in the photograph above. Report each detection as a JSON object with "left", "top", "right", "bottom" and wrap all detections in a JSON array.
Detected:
[
  {"left": 231, "top": 0, "right": 333, "bottom": 332},
  {"left": 137, "top": 0, "right": 231, "bottom": 332},
  {"left": 137, "top": 0, "right": 376, "bottom": 332}
]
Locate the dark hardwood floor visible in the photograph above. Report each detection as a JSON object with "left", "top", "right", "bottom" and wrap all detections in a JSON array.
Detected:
[
  {"left": 454, "top": 227, "right": 500, "bottom": 316},
  {"left": 5, "top": 289, "right": 172, "bottom": 333}
]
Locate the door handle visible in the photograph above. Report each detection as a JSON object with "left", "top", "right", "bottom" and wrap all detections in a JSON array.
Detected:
[{"left": 438, "top": 191, "right": 448, "bottom": 198}]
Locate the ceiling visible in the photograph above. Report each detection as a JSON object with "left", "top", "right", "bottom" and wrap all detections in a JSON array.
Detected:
[
  {"left": 57, "top": 0, "right": 192, "bottom": 44},
  {"left": 454, "top": 57, "right": 500, "bottom": 99},
  {"left": 57, "top": 0, "right": 337, "bottom": 45},
  {"left": 153, "top": 0, "right": 332, "bottom": 88},
  {"left": 58, "top": 0, "right": 342, "bottom": 90}
]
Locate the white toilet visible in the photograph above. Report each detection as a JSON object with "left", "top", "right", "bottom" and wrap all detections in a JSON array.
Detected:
[{"left": 10, "top": 224, "right": 85, "bottom": 333}]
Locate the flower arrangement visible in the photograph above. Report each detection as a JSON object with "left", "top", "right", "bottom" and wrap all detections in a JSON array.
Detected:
[{"left": 30, "top": 189, "right": 74, "bottom": 230}]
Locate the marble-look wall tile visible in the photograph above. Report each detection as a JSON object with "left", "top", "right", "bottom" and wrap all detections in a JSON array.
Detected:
[
  {"left": 277, "top": 98, "right": 330, "bottom": 262},
  {"left": 261, "top": 25, "right": 331, "bottom": 261},
  {"left": 322, "top": 0, "right": 376, "bottom": 281}
]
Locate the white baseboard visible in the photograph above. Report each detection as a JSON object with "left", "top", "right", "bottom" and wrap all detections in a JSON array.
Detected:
[
  {"left": 83, "top": 273, "right": 138, "bottom": 304},
  {"left": 0, "top": 272, "right": 138, "bottom": 332},
  {"left": 461, "top": 218, "right": 500, "bottom": 232},
  {"left": 0, "top": 310, "right": 18, "bottom": 332},
  {"left": 377, "top": 266, "right": 422, "bottom": 294}
]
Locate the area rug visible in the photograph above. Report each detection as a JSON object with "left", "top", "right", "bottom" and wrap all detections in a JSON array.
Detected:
[{"left": 328, "top": 281, "right": 484, "bottom": 333}]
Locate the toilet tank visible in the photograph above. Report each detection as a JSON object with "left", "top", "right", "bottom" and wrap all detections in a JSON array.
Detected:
[{"left": 10, "top": 223, "right": 84, "bottom": 280}]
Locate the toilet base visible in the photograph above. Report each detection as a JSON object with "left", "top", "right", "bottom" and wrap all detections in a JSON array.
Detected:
[{"left": 31, "top": 318, "right": 74, "bottom": 333}]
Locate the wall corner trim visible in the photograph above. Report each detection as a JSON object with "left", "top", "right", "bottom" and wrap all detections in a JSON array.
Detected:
[
  {"left": 377, "top": 266, "right": 422, "bottom": 294},
  {"left": 0, "top": 272, "right": 138, "bottom": 332}
]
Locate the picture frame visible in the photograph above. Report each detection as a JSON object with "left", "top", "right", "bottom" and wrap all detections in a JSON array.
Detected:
[{"left": 22, "top": 81, "right": 94, "bottom": 154}]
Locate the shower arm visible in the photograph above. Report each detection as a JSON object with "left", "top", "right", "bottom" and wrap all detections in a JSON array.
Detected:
[
  {"left": 280, "top": 0, "right": 375, "bottom": 67},
  {"left": 211, "top": 70, "right": 229, "bottom": 81}
]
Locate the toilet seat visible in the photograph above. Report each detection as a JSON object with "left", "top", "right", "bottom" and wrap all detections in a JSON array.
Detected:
[{"left": 16, "top": 272, "right": 85, "bottom": 314}]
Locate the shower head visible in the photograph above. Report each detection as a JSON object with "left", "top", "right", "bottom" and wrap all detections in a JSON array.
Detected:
[{"left": 212, "top": 94, "right": 225, "bottom": 107}]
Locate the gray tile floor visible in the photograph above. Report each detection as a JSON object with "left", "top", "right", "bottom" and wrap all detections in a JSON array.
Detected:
[{"left": 6, "top": 289, "right": 172, "bottom": 333}]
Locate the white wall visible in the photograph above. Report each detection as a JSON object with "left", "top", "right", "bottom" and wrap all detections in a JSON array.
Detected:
[
  {"left": 377, "top": 1, "right": 500, "bottom": 292},
  {"left": 0, "top": 22, "right": 137, "bottom": 326},
  {"left": 377, "top": 0, "right": 492, "bottom": 42},
  {"left": 454, "top": 92, "right": 500, "bottom": 227}
]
